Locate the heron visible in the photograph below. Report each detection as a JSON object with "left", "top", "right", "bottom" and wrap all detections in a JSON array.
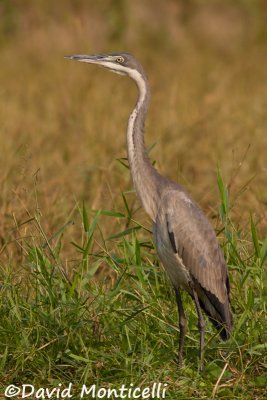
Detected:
[{"left": 65, "top": 53, "right": 233, "bottom": 370}]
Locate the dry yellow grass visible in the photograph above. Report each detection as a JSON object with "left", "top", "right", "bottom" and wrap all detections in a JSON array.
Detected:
[{"left": 1, "top": 0, "right": 266, "bottom": 267}]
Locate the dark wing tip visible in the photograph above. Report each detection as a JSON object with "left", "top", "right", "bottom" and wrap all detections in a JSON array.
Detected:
[
  {"left": 220, "top": 327, "right": 231, "bottom": 341},
  {"left": 198, "top": 285, "right": 233, "bottom": 340}
]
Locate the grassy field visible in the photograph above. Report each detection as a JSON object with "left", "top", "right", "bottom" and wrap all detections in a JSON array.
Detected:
[{"left": 0, "top": 0, "right": 267, "bottom": 398}]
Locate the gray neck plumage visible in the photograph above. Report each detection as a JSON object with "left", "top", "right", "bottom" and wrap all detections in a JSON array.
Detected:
[{"left": 127, "top": 69, "right": 163, "bottom": 221}]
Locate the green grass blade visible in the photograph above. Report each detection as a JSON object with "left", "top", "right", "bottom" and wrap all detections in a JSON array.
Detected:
[
  {"left": 106, "top": 226, "right": 141, "bottom": 240},
  {"left": 260, "top": 236, "right": 267, "bottom": 266},
  {"left": 91, "top": 209, "right": 125, "bottom": 218},
  {"left": 250, "top": 214, "right": 260, "bottom": 258},
  {"left": 217, "top": 169, "right": 229, "bottom": 221},
  {"left": 82, "top": 202, "right": 90, "bottom": 233}
]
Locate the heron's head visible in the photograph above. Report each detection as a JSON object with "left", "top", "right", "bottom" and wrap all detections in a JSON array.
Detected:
[{"left": 65, "top": 53, "right": 145, "bottom": 78}]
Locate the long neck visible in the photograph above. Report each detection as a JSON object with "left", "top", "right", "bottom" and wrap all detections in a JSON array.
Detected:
[{"left": 127, "top": 69, "right": 162, "bottom": 221}]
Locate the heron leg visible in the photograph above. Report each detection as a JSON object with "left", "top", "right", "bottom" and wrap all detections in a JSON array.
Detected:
[
  {"left": 174, "top": 287, "right": 187, "bottom": 367},
  {"left": 191, "top": 287, "right": 206, "bottom": 372}
]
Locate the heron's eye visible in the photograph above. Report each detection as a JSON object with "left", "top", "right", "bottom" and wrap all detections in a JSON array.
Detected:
[{"left": 116, "top": 56, "right": 124, "bottom": 63}]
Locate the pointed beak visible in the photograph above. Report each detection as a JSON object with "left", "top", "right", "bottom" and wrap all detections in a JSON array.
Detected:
[{"left": 64, "top": 54, "right": 109, "bottom": 64}]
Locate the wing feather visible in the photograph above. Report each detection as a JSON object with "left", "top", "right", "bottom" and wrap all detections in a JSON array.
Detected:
[
  {"left": 164, "top": 190, "right": 229, "bottom": 304},
  {"left": 155, "top": 187, "right": 233, "bottom": 337}
]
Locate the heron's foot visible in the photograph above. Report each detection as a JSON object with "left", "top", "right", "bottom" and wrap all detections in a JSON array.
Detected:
[
  {"left": 198, "top": 320, "right": 205, "bottom": 373},
  {"left": 175, "top": 351, "right": 184, "bottom": 368},
  {"left": 198, "top": 347, "right": 205, "bottom": 373},
  {"left": 199, "top": 358, "right": 204, "bottom": 373},
  {"left": 178, "top": 356, "right": 184, "bottom": 369}
]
